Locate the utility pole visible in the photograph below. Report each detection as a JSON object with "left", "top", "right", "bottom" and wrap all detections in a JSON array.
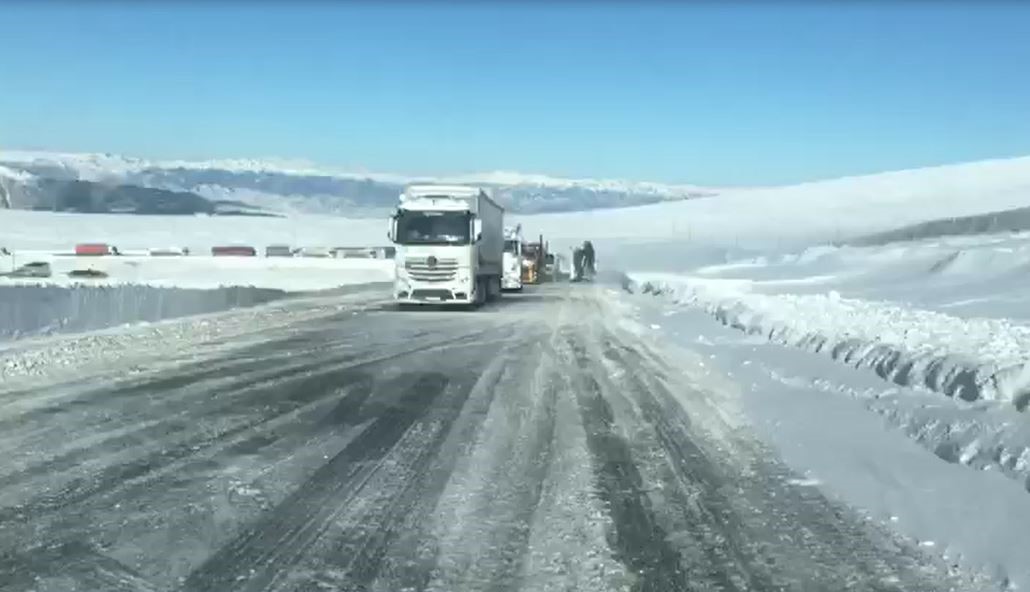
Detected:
[{"left": 0, "top": 177, "right": 10, "bottom": 209}]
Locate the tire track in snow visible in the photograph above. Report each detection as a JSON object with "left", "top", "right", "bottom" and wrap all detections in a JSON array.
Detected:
[
  {"left": 180, "top": 330, "right": 513, "bottom": 592},
  {"left": 0, "top": 323, "right": 508, "bottom": 503},
  {"left": 559, "top": 329, "right": 690, "bottom": 592},
  {"left": 180, "top": 371, "right": 454, "bottom": 592},
  {"left": 600, "top": 331, "right": 965, "bottom": 592},
  {"left": 1, "top": 541, "right": 160, "bottom": 592},
  {"left": 418, "top": 333, "right": 559, "bottom": 592}
]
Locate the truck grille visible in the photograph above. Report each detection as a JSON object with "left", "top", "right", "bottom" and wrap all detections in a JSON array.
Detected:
[{"left": 405, "top": 257, "right": 458, "bottom": 282}]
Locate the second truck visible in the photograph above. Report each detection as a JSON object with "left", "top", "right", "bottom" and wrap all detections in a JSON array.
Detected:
[
  {"left": 503, "top": 225, "right": 524, "bottom": 291},
  {"left": 388, "top": 184, "right": 504, "bottom": 306}
]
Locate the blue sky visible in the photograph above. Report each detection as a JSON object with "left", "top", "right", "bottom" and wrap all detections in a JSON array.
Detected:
[{"left": 2, "top": 2, "right": 1029, "bottom": 185}]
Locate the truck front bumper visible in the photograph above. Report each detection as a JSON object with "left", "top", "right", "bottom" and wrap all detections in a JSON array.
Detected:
[
  {"left": 395, "top": 289, "right": 474, "bottom": 305},
  {"left": 395, "top": 277, "right": 476, "bottom": 304},
  {"left": 502, "top": 276, "right": 522, "bottom": 290}
]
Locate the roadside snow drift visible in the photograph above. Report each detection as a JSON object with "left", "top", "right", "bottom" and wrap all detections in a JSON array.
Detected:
[
  {"left": 624, "top": 231, "right": 1030, "bottom": 508},
  {"left": 633, "top": 275, "right": 1030, "bottom": 409}
]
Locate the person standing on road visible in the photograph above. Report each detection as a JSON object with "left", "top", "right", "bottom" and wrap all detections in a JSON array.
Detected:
[{"left": 582, "top": 241, "right": 595, "bottom": 276}]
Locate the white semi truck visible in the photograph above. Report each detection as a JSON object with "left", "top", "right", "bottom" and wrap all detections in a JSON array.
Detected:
[
  {"left": 502, "top": 224, "right": 524, "bottom": 291},
  {"left": 388, "top": 184, "right": 505, "bottom": 306}
]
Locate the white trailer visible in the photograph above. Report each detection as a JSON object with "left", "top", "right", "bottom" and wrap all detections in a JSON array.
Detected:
[
  {"left": 502, "top": 225, "right": 524, "bottom": 291},
  {"left": 388, "top": 184, "right": 504, "bottom": 306}
]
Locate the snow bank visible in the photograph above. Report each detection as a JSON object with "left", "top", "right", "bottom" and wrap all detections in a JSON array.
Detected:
[
  {"left": 631, "top": 274, "right": 1030, "bottom": 410},
  {"left": 1, "top": 253, "right": 394, "bottom": 291},
  {"left": 0, "top": 284, "right": 287, "bottom": 341},
  {"left": 0, "top": 287, "right": 391, "bottom": 386}
]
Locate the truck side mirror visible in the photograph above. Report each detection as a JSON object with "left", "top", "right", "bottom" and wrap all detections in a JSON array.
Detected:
[
  {"left": 473, "top": 219, "right": 483, "bottom": 242},
  {"left": 387, "top": 216, "right": 397, "bottom": 242}
]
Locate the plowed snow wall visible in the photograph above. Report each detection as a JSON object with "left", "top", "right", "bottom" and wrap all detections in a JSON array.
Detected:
[{"left": 0, "top": 284, "right": 286, "bottom": 340}]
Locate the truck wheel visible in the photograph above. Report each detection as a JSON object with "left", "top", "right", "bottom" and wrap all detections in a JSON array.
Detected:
[{"left": 474, "top": 278, "right": 487, "bottom": 307}]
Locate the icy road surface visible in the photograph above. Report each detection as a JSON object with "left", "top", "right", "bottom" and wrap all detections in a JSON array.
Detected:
[{"left": 0, "top": 285, "right": 982, "bottom": 591}]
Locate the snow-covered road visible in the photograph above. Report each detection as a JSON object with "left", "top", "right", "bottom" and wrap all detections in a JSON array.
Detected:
[{"left": 0, "top": 283, "right": 984, "bottom": 592}]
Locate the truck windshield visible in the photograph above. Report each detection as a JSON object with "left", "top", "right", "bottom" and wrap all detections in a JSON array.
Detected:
[
  {"left": 504, "top": 240, "right": 520, "bottom": 253},
  {"left": 395, "top": 211, "right": 471, "bottom": 245}
]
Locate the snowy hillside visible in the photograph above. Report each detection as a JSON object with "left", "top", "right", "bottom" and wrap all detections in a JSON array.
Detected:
[
  {"left": 0, "top": 150, "right": 716, "bottom": 216},
  {"left": 525, "top": 155, "right": 1030, "bottom": 248}
]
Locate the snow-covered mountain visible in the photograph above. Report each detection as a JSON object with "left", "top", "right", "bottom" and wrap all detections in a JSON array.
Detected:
[{"left": 0, "top": 151, "right": 717, "bottom": 216}]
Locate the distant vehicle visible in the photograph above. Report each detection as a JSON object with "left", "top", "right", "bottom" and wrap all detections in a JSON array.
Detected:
[
  {"left": 265, "top": 245, "right": 294, "bottom": 257},
  {"left": 521, "top": 235, "right": 550, "bottom": 284},
  {"left": 503, "top": 225, "right": 524, "bottom": 291},
  {"left": 332, "top": 247, "right": 375, "bottom": 259},
  {"left": 298, "top": 246, "right": 332, "bottom": 258},
  {"left": 7, "top": 261, "right": 52, "bottom": 278},
  {"left": 553, "top": 252, "right": 571, "bottom": 280},
  {"left": 388, "top": 184, "right": 504, "bottom": 306},
  {"left": 75, "top": 243, "right": 117, "bottom": 256},
  {"left": 211, "top": 245, "right": 256, "bottom": 257},
  {"left": 68, "top": 268, "right": 108, "bottom": 278},
  {"left": 149, "top": 247, "right": 186, "bottom": 257}
]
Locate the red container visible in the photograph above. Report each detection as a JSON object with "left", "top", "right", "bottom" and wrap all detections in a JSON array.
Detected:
[{"left": 75, "top": 243, "right": 112, "bottom": 256}]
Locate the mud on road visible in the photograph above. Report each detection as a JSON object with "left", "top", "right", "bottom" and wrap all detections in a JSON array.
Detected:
[{"left": 0, "top": 284, "right": 981, "bottom": 591}]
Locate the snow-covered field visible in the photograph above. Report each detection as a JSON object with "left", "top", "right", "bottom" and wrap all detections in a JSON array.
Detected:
[
  {"left": 0, "top": 209, "right": 393, "bottom": 292},
  {"left": 0, "top": 208, "right": 386, "bottom": 253},
  {"left": 0, "top": 209, "right": 393, "bottom": 340}
]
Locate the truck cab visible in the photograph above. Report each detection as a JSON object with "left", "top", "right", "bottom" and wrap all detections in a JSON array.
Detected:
[
  {"left": 388, "top": 184, "right": 504, "bottom": 306},
  {"left": 502, "top": 225, "right": 524, "bottom": 291}
]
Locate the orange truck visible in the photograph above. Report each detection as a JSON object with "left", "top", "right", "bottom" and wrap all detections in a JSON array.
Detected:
[{"left": 520, "top": 234, "right": 549, "bottom": 284}]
